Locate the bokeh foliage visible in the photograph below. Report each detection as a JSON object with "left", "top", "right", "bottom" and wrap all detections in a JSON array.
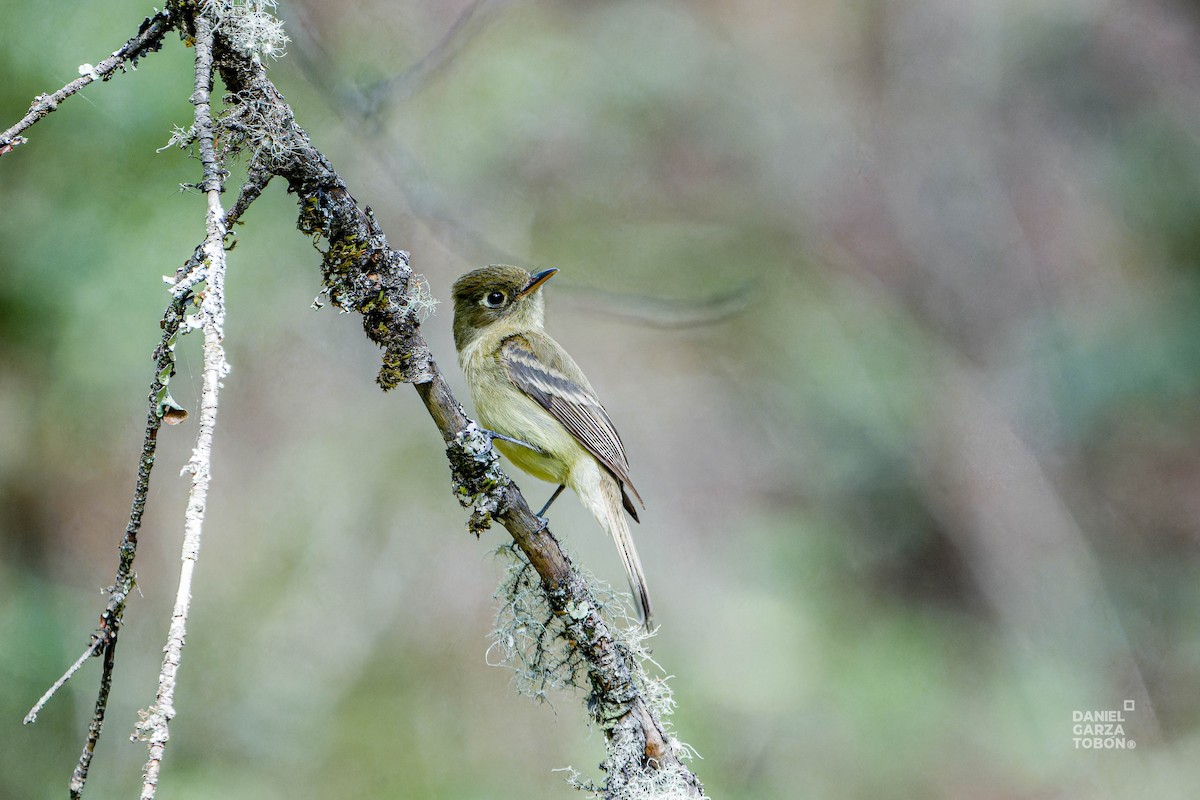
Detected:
[{"left": 4, "top": 0, "right": 1200, "bottom": 797}]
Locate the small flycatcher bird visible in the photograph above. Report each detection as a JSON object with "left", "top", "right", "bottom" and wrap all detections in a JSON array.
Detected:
[{"left": 452, "top": 265, "right": 652, "bottom": 628}]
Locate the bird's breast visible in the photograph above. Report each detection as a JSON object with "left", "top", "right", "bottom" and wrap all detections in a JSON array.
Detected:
[{"left": 462, "top": 345, "right": 586, "bottom": 485}]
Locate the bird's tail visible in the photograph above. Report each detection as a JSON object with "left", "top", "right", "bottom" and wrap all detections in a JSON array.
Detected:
[{"left": 573, "top": 464, "right": 653, "bottom": 629}]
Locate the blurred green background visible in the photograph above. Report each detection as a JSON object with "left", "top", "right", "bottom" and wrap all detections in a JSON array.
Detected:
[{"left": 4, "top": 0, "right": 1200, "bottom": 797}]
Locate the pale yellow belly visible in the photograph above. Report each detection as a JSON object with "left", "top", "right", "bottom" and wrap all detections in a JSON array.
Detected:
[{"left": 467, "top": 361, "right": 589, "bottom": 486}]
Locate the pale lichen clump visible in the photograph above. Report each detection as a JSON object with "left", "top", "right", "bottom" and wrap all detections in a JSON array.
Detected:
[
  {"left": 562, "top": 758, "right": 705, "bottom": 800},
  {"left": 489, "top": 545, "right": 702, "bottom": 798},
  {"left": 158, "top": 1, "right": 291, "bottom": 160},
  {"left": 488, "top": 544, "right": 587, "bottom": 699},
  {"left": 158, "top": 123, "right": 196, "bottom": 153},
  {"left": 407, "top": 272, "right": 439, "bottom": 323},
  {"left": 211, "top": 0, "right": 289, "bottom": 62},
  {"left": 214, "top": 89, "right": 300, "bottom": 162}
]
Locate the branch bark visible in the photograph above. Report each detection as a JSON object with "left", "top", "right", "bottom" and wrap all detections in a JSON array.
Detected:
[
  {"left": 61, "top": 275, "right": 193, "bottom": 800},
  {"left": 0, "top": 11, "right": 171, "bottom": 154},
  {"left": 9, "top": 3, "right": 704, "bottom": 796},
  {"left": 137, "top": 10, "right": 231, "bottom": 797},
  {"left": 206, "top": 35, "right": 703, "bottom": 799}
]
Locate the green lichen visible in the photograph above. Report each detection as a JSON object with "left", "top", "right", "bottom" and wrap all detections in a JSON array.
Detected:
[{"left": 448, "top": 423, "right": 511, "bottom": 535}]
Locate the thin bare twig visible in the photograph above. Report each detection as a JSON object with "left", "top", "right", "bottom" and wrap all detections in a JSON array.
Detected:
[
  {"left": 71, "top": 631, "right": 119, "bottom": 797},
  {"left": 23, "top": 635, "right": 104, "bottom": 725},
  {"left": 224, "top": 159, "right": 273, "bottom": 229},
  {"left": 34, "top": 133, "right": 263, "bottom": 800},
  {"left": 16, "top": 10, "right": 263, "bottom": 795},
  {"left": 137, "top": 11, "right": 230, "bottom": 797},
  {"left": 0, "top": 11, "right": 172, "bottom": 155},
  {"left": 58, "top": 287, "right": 191, "bottom": 800}
]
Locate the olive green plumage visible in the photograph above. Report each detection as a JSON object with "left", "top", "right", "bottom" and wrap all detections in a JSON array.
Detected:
[{"left": 452, "top": 265, "right": 652, "bottom": 627}]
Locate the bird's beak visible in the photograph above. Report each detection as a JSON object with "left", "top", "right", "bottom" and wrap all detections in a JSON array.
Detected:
[{"left": 517, "top": 268, "right": 558, "bottom": 298}]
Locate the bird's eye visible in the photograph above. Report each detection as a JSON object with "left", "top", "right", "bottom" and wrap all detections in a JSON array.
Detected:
[{"left": 484, "top": 291, "right": 506, "bottom": 308}]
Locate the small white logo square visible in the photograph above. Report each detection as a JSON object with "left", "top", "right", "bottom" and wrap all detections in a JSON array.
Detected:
[{"left": 1123, "top": 700, "right": 1135, "bottom": 711}]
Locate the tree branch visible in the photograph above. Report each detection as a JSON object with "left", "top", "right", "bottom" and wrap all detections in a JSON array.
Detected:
[
  {"left": 208, "top": 29, "right": 703, "bottom": 799},
  {"left": 9, "top": 3, "right": 703, "bottom": 796},
  {"left": 22, "top": 635, "right": 104, "bottom": 725},
  {"left": 137, "top": 11, "right": 231, "bottom": 797},
  {"left": 15, "top": 10, "right": 255, "bottom": 797},
  {"left": 0, "top": 10, "right": 172, "bottom": 155},
  {"left": 55, "top": 282, "right": 192, "bottom": 800}
]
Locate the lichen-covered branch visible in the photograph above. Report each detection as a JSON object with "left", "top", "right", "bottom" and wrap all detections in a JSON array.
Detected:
[
  {"left": 0, "top": 11, "right": 171, "bottom": 155},
  {"left": 8, "top": 2, "right": 703, "bottom": 796},
  {"left": 136, "top": 11, "right": 231, "bottom": 797},
  {"left": 205, "top": 28, "right": 703, "bottom": 799},
  {"left": 44, "top": 276, "right": 192, "bottom": 800}
]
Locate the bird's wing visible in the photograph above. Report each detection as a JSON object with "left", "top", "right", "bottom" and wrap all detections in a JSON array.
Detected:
[{"left": 500, "top": 333, "right": 644, "bottom": 518}]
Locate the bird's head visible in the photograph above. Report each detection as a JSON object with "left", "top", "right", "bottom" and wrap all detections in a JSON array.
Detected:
[{"left": 451, "top": 265, "right": 557, "bottom": 351}]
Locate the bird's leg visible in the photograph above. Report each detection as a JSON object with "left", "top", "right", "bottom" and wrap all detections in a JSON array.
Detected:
[
  {"left": 478, "top": 429, "right": 558, "bottom": 529},
  {"left": 536, "top": 484, "right": 567, "bottom": 519},
  {"left": 482, "top": 429, "right": 541, "bottom": 453}
]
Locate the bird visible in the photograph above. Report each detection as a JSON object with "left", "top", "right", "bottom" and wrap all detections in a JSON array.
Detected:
[{"left": 452, "top": 265, "right": 652, "bottom": 628}]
